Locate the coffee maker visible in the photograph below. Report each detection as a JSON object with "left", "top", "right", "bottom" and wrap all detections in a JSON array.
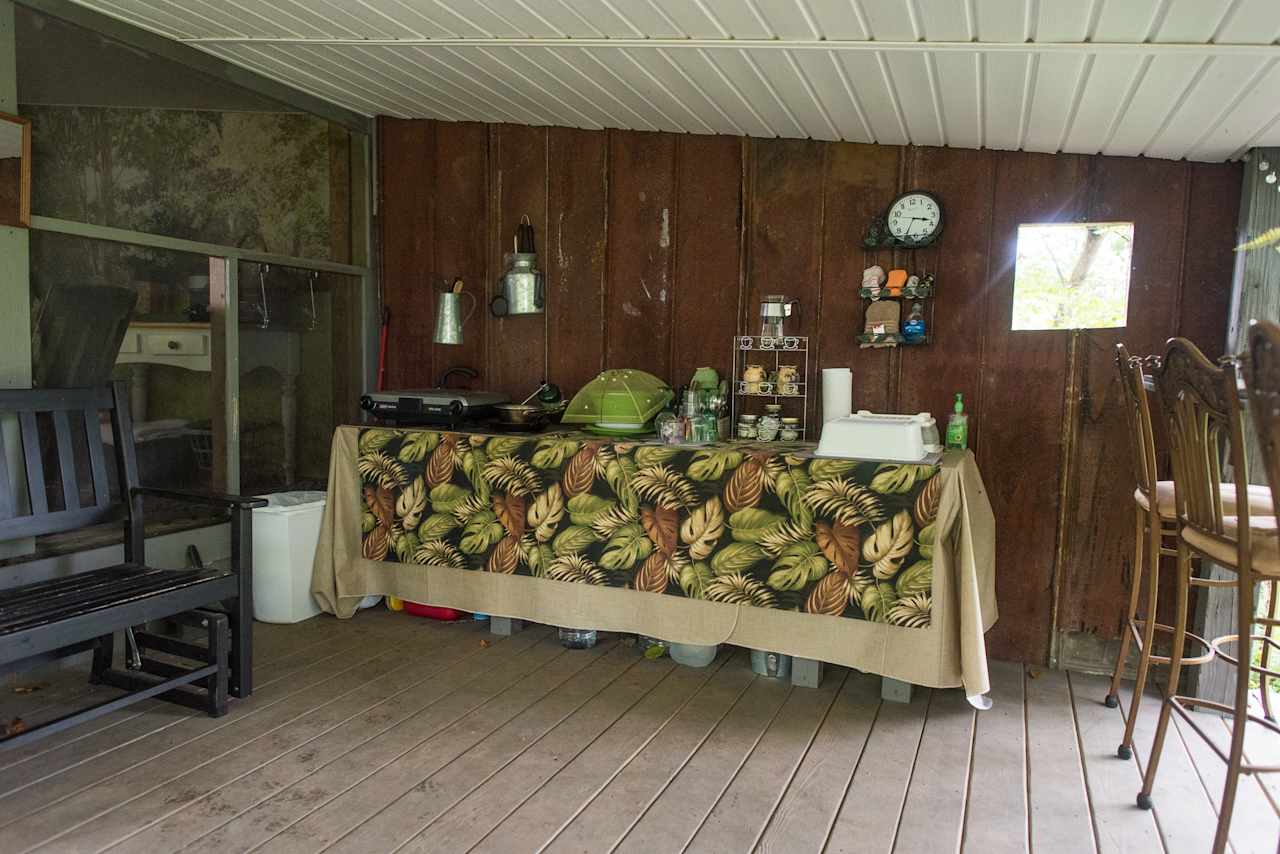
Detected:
[{"left": 760, "top": 295, "right": 800, "bottom": 339}]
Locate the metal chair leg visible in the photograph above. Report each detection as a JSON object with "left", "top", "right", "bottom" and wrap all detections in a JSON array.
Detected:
[
  {"left": 1119, "top": 512, "right": 1162, "bottom": 760},
  {"left": 1139, "top": 543, "right": 1192, "bottom": 809},
  {"left": 201, "top": 610, "right": 230, "bottom": 717},
  {"left": 1259, "top": 579, "right": 1277, "bottom": 723},
  {"left": 228, "top": 507, "right": 253, "bottom": 699},
  {"left": 1208, "top": 562, "right": 1260, "bottom": 854},
  {"left": 89, "top": 633, "right": 113, "bottom": 684},
  {"left": 1108, "top": 504, "right": 1147, "bottom": 711}
]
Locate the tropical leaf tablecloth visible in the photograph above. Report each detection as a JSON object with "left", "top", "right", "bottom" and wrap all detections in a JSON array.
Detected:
[{"left": 355, "top": 428, "right": 942, "bottom": 629}]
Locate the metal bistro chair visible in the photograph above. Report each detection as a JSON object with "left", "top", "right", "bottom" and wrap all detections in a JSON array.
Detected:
[
  {"left": 1105, "top": 345, "right": 1271, "bottom": 759},
  {"left": 1137, "top": 337, "right": 1280, "bottom": 854}
]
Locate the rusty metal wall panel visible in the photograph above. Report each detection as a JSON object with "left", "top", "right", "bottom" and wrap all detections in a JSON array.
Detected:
[
  {"left": 977, "top": 151, "right": 1087, "bottom": 663},
  {"left": 376, "top": 117, "right": 435, "bottom": 390},
  {"left": 1055, "top": 158, "right": 1190, "bottom": 642},
  {"left": 546, "top": 127, "right": 609, "bottom": 394},
  {"left": 670, "top": 134, "right": 744, "bottom": 390},
  {"left": 604, "top": 130, "right": 678, "bottom": 379},
  {"left": 488, "top": 123, "right": 550, "bottom": 396},
  {"left": 818, "top": 142, "right": 903, "bottom": 418},
  {"left": 431, "top": 121, "right": 489, "bottom": 387},
  {"left": 746, "top": 138, "right": 826, "bottom": 426}
]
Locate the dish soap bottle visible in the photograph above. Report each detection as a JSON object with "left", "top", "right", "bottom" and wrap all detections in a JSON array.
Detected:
[
  {"left": 946, "top": 393, "right": 968, "bottom": 450},
  {"left": 903, "top": 302, "right": 926, "bottom": 343}
]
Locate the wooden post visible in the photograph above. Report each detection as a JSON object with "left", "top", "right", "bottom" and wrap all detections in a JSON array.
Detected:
[
  {"left": 1195, "top": 146, "right": 1280, "bottom": 706},
  {"left": 0, "top": 0, "right": 33, "bottom": 561}
]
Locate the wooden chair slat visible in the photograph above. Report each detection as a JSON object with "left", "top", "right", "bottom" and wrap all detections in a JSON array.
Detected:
[
  {"left": 51, "top": 409, "right": 79, "bottom": 511},
  {"left": 83, "top": 407, "right": 110, "bottom": 509},
  {"left": 109, "top": 382, "right": 143, "bottom": 563},
  {"left": 0, "top": 568, "right": 230, "bottom": 636},
  {"left": 0, "top": 387, "right": 113, "bottom": 412},
  {"left": 0, "top": 566, "right": 162, "bottom": 618},
  {"left": 18, "top": 410, "right": 46, "bottom": 516},
  {"left": 0, "top": 505, "right": 123, "bottom": 542}
]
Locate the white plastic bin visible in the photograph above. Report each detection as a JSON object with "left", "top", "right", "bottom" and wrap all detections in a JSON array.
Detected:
[{"left": 252, "top": 491, "right": 327, "bottom": 624}]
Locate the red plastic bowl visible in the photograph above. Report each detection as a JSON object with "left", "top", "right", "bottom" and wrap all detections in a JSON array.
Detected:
[{"left": 401, "top": 601, "right": 467, "bottom": 621}]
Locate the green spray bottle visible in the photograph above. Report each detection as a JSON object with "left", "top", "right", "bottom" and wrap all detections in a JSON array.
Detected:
[{"left": 945, "top": 393, "right": 968, "bottom": 450}]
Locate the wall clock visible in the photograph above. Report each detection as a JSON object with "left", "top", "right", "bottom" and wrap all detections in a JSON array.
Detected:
[{"left": 884, "top": 190, "right": 943, "bottom": 248}]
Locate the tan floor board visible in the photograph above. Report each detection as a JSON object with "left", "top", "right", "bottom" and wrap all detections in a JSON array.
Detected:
[
  {"left": 0, "top": 631, "right": 411, "bottom": 798},
  {"left": 465, "top": 653, "right": 729, "bottom": 854},
  {"left": 1234, "top": 713, "right": 1280, "bottom": 815},
  {"left": 104, "top": 626, "right": 529, "bottom": 854},
  {"left": 825, "top": 688, "right": 930, "bottom": 854},
  {"left": 960, "top": 660, "right": 1028, "bottom": 854},
  {"left": 893, "top": 688, "right": 977, "bottom": 854},
  {"left": 34, "top": 622, "right": 498, "bottom": 853},
  {"left": 0, "top": 667, "right": 105, "bottom": 720},
  {"left": 377, "top": 652, "right": 681, "bottom": 854},
  {"left": 326, "top": 643, "right": 646, "bottom": 852},
  {"left": 0, "top": 618, "right": 380, "bottom": 772},
  {"left": 251, "top": 637, "right": 610, "bottom": 854},
  {"left": 609, "top": 672, "right": 792, "bottom": 853},
  {"left": 1066, "top": 672, "right": 1164, "bottom": 854},
  {"left": 0, "top": 613, "right": 439, "bottom": 775},
  {"left": 176, "top": 628, "right": 561, "bottom": 854},
  {"left": 1170, "top": 709, "right": 1279, "bottom": 854},
  {"left": 1025, "top": 669, "right": 1097, "bottom": 854},
  {"left": 1115, "top": 680, "right": 1219, "bottom": 853},
  {"left": 1, "top": 621, "right": 460, "bottom": 848},
  {"left": 754, "top": 673, "right": 881, "bottom": 854},
  {"left": 684, "top": 671, "right": 846, "bottom": 853},
  {"left": 541, "top": 652, "right": 755, "bottom": 854}
]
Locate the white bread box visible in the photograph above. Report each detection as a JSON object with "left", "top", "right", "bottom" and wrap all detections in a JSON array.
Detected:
[{"left": 815, "top": 411, "right": 942, "bottom": 462}]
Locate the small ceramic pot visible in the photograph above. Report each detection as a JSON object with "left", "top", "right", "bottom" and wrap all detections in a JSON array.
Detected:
[
  {"left": 758, "top": 414, "right": 781, "bottom": 441},
  {"left": 764, "top": 403, "right": 783, "bottom": 416},
  {"left": 779, "top": 427, "right": 799, "bottom": 441},
  {"left": 736, "top": 422, "right": 757, "bottom": 440}
]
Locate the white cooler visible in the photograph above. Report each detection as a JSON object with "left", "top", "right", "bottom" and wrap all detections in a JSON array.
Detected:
[{"left": 252, "top": 491, "right": 327, "bottom": 624}]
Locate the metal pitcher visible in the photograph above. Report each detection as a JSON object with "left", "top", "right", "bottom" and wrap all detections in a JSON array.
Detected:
[{"left": 434, "top": 290, "right": 476, "bottom": 345}]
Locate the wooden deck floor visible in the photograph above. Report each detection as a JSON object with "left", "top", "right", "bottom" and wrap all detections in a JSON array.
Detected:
[{"left": 2, "top": 609, "right": 1277, "bottom": 853}]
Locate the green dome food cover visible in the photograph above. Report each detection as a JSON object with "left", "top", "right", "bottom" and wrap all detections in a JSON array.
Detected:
[{"left": 561, "top": 369, "right": 674, "bottom": 429}]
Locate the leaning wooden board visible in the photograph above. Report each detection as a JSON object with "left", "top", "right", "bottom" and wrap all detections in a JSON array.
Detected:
[{"left": 312, "top": 427, "right": 998, "bottom": 698}]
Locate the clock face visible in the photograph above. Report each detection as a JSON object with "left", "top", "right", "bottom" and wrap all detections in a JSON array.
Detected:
[{"left": 886, "top": 191, "right": 943, "bottom": 247}]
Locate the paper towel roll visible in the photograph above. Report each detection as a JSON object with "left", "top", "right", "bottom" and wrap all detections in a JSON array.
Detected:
[{"left": 822, "top": 368, "right": 852, "bottom": 425}]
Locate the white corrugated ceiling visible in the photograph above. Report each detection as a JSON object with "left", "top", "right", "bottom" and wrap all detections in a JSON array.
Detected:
[{"left": 67, "top": 0, "right": 1280, "bottom": 161}]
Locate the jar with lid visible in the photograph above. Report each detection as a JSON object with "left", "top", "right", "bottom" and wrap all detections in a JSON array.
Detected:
[{"left": 758, "top": 414, "right": 781, "bottom": 442}]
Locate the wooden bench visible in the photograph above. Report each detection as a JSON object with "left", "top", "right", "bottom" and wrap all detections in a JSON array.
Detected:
[{"left": 0, "top": 382, "right": 265, "bottom": 750}]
